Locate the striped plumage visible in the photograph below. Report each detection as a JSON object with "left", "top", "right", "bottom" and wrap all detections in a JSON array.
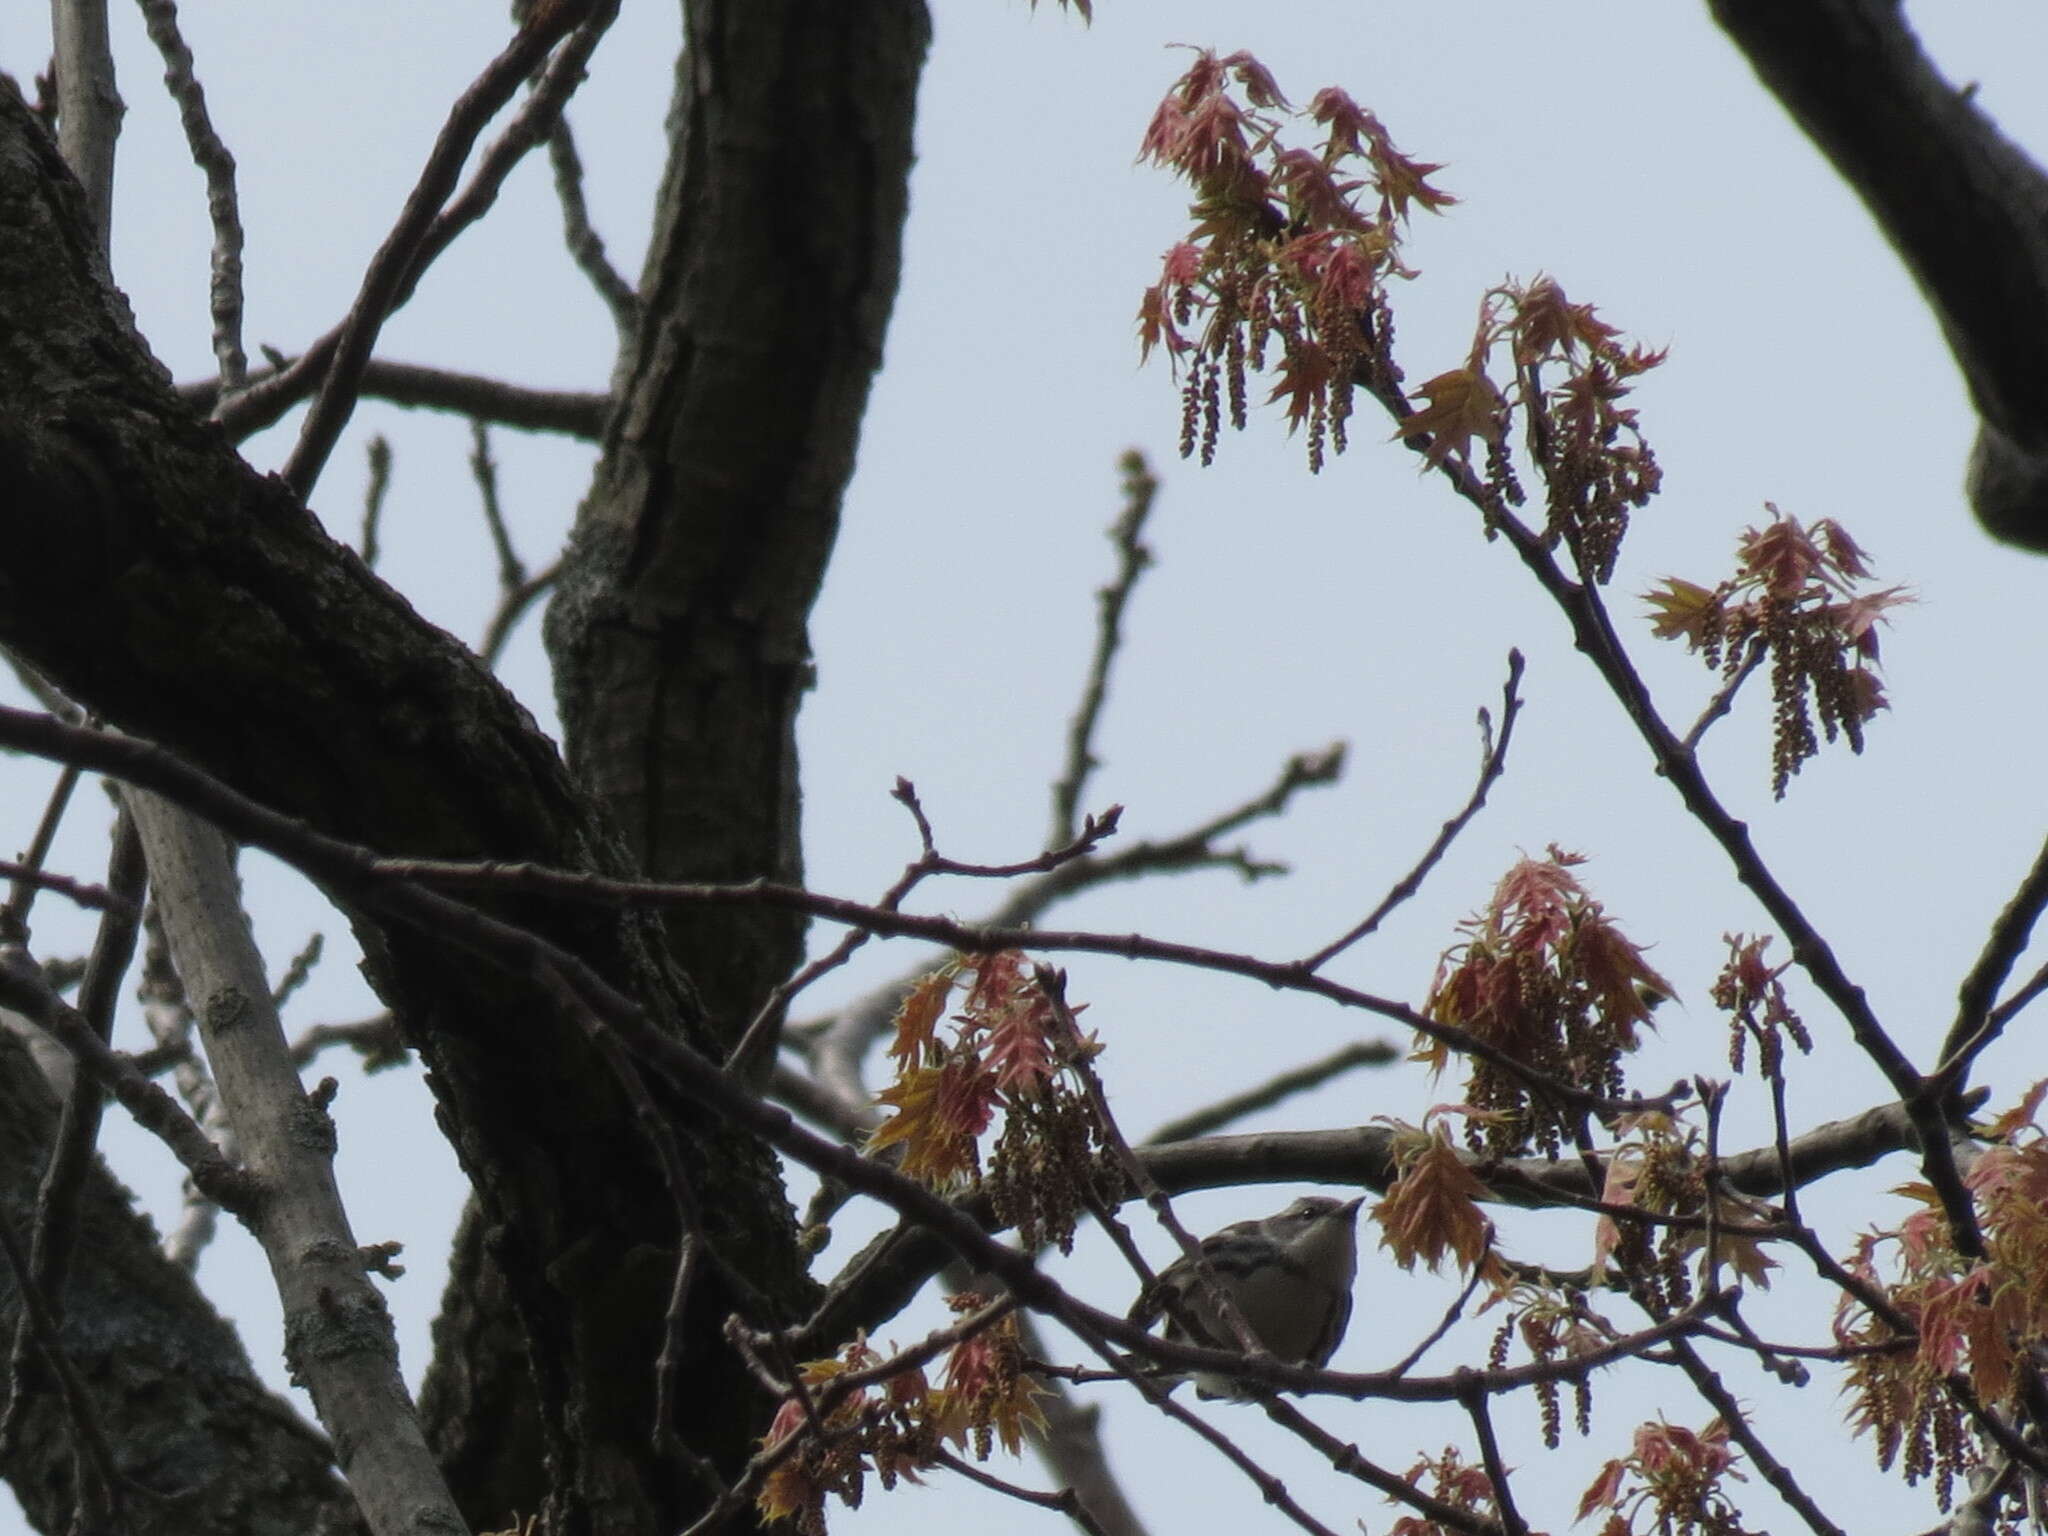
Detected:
[{"left": 1128, "top": 1194, "right": 1363, "bottom": 1399}]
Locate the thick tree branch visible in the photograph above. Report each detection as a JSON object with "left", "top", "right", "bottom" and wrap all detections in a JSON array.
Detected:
[
  {"left": 544, "top": 0, "right": 931, "bottom": 1043},
  {"left": 128, "top": 794, "right": 465, "bottom": 1536},
  {"left": 1710, "top": 0, "right": 2048, "bottom": 550},
  {"left": 0, "top": 74, "right": 811, "bottom": 1535}
]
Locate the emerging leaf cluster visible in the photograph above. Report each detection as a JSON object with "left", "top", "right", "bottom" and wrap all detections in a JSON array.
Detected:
[
  {"left": 868, "top": 952, "right": 1108, "bottom": 1252},
  {"left": 1136, "top": 55, "right": 1665, "bottom": 579},
  {"left": 1591, "top": 1109, "right": 1778, "bottom": 1315},
  {"left": 1712, "top": 933, "right": 1811, "bottom": 1078},
  {"left": 1136, "top": 50, "right": 1451, "bottom": 471},
  {"left": 1388, "top": 1447, "right": 1517, "bottom": 1536},
  {"left": 1837, "top": 1085, "right": 2048, "bottom": 1513},
  {"left": 1421, "top": 849, "right": 1671, "bottom": 1158},
  {"left": 1488, "top": 1282, "right": 1605, "bottom": 1451},
  {"left": 1482, "top": 277, "right": 1666, "bottom": 581},
  {"left": 756, "top": 1301, "right": 1046, "bottom": 1534},
  {"left": 1577, "top": 1418, "right": 1758, "bottom": 1536},
  {"left": 1646, "top": 509, "right": 1910, "bottom": 797}
]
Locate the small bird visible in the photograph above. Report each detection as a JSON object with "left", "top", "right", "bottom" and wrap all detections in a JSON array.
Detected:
[{"left": 1127, "top": 1194, "right": 1363, "bottom": 1399}]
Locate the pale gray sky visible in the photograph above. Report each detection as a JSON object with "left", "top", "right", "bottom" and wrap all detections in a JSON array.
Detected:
[{"left": 5, "top": 4, "right": 2048, "bottom": 1533}]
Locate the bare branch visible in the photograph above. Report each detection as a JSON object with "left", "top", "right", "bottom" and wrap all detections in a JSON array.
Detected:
[
  {"left": 0, "top": 760, "right": 85, "bottom": 936},
  {"left": 468, "top": 419, "right": 526, "bottom": 590},
  {"left": 479, "top": 558, "right": 562, "bottom": 668},
  {"left": 50, "top": 0, "right": 122, "bottom": 244},
  {"left": 1681, "top": 644, "right": 1765, "bottom": 752},
  {"left": 127, "top": 792, "right": 467, "bottom": 1536},
  {"left": 359, "top": 434, "right": 392, "bottom": 566},
  {"left": 1142, "top": 1040, "right": 1397, "bottom": 1146},
  {"left": 0, "top": 858, "right": 131, "bottom": 918},
  {"left": 287, "top": 1012, "right": 406, "bottom": 1072},
  {"left": 134, "top": 0, "right": 249, "bottom": 391},
  {"left": 1934, "top": 828, "right": 2048, "bottom": 1090},
  {"left": 1668, "top": 1332, "right": 1846, "bottom": 1536},
  {"left": 1051, "top": 450, "right": 1158, "bottom": 846},
  {"left": 798, "top": 742, "right": 1344, "bottom": 1105},
  {"left": 1709, "top": 0, "right": 2048, "bottom": 550},
  {"left": 139, "top": 905, "right": 235, "bottom": 1269},
  {"left": 270, "top": 930, "right": 324, "bottom": 1011},
  {"left": 278, "top": 1, "right": 619, "bottom": 495},
  {"left": 185, "top": 357, "right": 609, "bottom": 441},
  {"left": 1459, "top": 1387, "right": 1526, "bottom": 1536},
  {"left": 0, "top": 945, "right": 252, "bottom": 1213},
  {"left": 547, "top": 116, "right": 639, "bottom": 339},
  {"left": 933, "top": 1449, "right": 1114, "bottom": 1536},
  {"left": 1300, "top": 649, "right": 1523, "bottom": 971}
]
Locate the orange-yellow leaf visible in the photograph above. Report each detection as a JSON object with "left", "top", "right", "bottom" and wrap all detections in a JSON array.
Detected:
[
  {"left": 1397, "top": 368, "right": 1505, "bottom": 471},
  {"left": 888, "top": 968, "right": 956, "bottom": 1069},
  {"left": 1643, "top": 577, "right": 1720, "bottom": 647},
  {"left": 1374, "top": 1129, "right": 1492, "bottom": 1273}
]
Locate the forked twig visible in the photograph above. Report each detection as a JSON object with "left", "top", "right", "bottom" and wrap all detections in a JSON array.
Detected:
[{"left": 1300, "top": 649, "right": 1524, "bottom": 971}]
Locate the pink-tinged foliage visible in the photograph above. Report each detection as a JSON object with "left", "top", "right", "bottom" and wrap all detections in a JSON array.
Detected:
[
  {"left": 865, "top": 952, "right": 1105, "bottom": 1251},
  {"left": 1134, "top": 48, "right": 1453, "bottom": 471},
  {"left": 1423, "top": 849, "right": 1671, "bottom": 1159},
  {"left": 1645, "top": 505, "right": 1911, "bottom": 796}
]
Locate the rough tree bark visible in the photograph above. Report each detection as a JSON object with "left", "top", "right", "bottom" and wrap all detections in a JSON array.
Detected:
[
  {"left": 0, "top": 1032, "right": 350, "bottom": 1535},
  {"left": 0, "top": 0, "right": 929, "bottom": 1519}
]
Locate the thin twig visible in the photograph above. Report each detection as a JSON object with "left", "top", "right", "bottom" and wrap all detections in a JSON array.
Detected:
[
  {"left": 0, "top": 945, "right": 254, "bottom": 1213},
  {"left": 468, "top": 418, "right": 526, "bottom": 589},
  {"left": 0, "top": 860, "right": 133, "bottom": 917},
  {"left": 797, "top": 742, "right": 1344, "bottom": 1102},
  {"left": 1460, "top": 1387, "right": 1527, "bottom": 1536},
  {"left": 360, "top": 434, "right": 392, "bottom": 567},
  {"left": 271, "top": 930, "right": 323, "bottom": 1011},
  {"left": 1257, "top": 1394, "right": 1502, "bottom": 1536},
  {"left": 0, "top": 762, "right": 86, "bottom": 937},
  {"left": 933, "top": 1450, "right": 1113, "bottom": 1536},
  {"left": 189, "top": 359, "right": 608, "bottom": 442},
  {"left": 287, "top": 1013, "right": 406, "bottom": 1072},
  {"left": 1668, "top": 1332, "right": 1846, "bottom": 1536},
  {"left": 1051, "top": 450, "right": 1158, "bottom": 847},
  {"left": 1385, "top": 1263, "right": 1486, "bottom": 1378},
  {"left": 1987, "top": 958, "right": 2048, "bottom": 1036},
  {"left": 726, "top": 782, "right": 956, "bottom": 1088},
  {"left": 1300, "top": 649, "right": 1524, "bottom": 971},
  {"left": 134, "top": 0, "right": 248, "bottom": 391},
  {"left": 1933, "top": 827, "right": 2048, "bottom": 1091},
  {"left": 546, "top": 117, "right": 639, "bottom": 338},
  {"left": 1680, "top": 644, "right": 1765, "bottom": 751},
  {"left": 479, "top": 559, "right": 562, "bottom": 668},
  {"left": 279, "top": 2, "right": 615, "bottom": 496},
  {"left": 1142, "top": 1040, "right": 1396, "bottom": 1146}
]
